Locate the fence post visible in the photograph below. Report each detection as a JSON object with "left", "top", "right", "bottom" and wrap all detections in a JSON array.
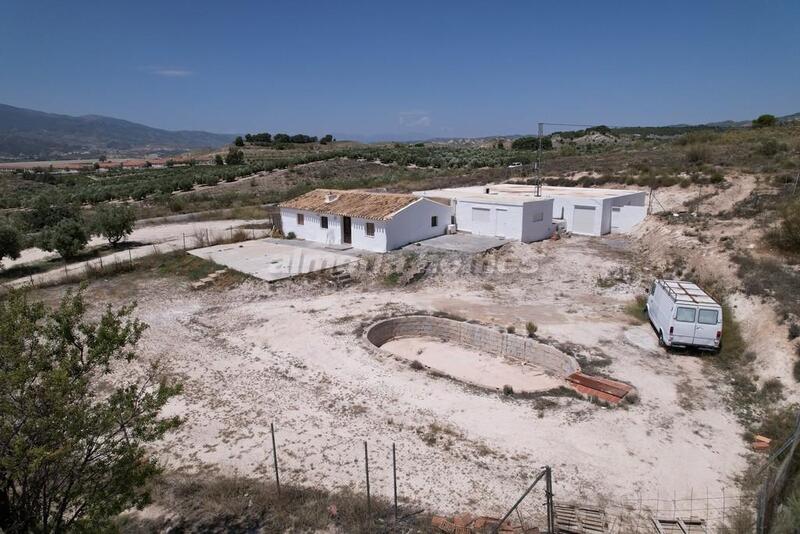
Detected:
[
  {"left": 271, "top": 423, "right": 280, "bottom": 496},
  {"left": 545, "top": 466, "right": 554, "bottom": 534},
  {"left": 129, "top": 249, "right": 133, "bottom": 266},
  {"left": 364, "top": 441, "right": 371, "bottom": 525},
  {"left": 183, "top": 233, "right": 186, "bottom": 250},
  {"left": 392, "top": 443, "right": 398, "bottom": 524}
]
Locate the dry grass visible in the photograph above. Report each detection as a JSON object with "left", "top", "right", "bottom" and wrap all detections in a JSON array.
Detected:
[{"left": 116, "top": 472, "right": 430, "bottom": 533}]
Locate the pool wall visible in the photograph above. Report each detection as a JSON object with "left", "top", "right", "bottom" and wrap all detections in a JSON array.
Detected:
[{"left": 365, "top": 315, "right": 579, "bottom": 377}]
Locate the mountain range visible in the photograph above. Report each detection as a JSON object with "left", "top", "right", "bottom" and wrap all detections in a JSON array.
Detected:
[
  {"left": 1, "top": 102, "right": 798, "bottom": 161},
  {"left": 0, "top": 103, "right": 235, "bottom": 161}
]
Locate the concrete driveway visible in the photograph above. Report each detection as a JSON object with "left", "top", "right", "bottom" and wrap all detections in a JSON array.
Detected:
[{"left": 188, "top": 238, "right": 362, "bottom": 282}]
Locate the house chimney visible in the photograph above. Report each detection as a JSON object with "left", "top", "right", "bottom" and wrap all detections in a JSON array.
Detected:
[
  {"left": 485, "top": 187, "right": 490, "bottom": 194},
  {"left": 324, "top": 192, "right": 339, "bottom": 203}
]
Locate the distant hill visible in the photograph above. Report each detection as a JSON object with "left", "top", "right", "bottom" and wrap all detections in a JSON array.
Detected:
[{"left": 0, "top": 103, "right": 235, "bottom": 161}]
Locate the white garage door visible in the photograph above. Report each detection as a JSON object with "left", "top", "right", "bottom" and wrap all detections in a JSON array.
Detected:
[
  {"left": 572, "top": 206, "right": 596, "bottom": 235},
  {"left": 471, "top": 207, "right": 492, "bottom": 236},
  {"left": 495, "top": 208, "right": 512, "bottom": 238}
]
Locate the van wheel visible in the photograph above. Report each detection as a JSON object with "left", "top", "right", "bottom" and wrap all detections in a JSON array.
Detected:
[{"left": 658, "top": 330, "right": 666, "bottom": 347}]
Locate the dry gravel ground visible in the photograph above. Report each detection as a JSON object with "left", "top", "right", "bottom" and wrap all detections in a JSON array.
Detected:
[{"left": 34, "top": 234, "right": 757, "bottom": 523}]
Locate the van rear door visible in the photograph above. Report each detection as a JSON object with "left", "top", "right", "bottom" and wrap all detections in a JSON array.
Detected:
[
  {"left": 694, "top": 307, "right": 721, "bottom": 347},
  {"left": 671, "top": 306, "right": 697, "bottom": 345}
]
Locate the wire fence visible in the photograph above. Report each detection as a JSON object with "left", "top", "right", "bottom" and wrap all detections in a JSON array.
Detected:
[
  {"left": 2, "top": 224, "right": 274, "bottom": 291},
  {"left": 253, "top": 421, "right": 764, "bottom": 534}
]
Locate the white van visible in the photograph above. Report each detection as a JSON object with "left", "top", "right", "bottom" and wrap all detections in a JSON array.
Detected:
[{"left": 646, "top": 279, "right": 723, "bottom": 351}]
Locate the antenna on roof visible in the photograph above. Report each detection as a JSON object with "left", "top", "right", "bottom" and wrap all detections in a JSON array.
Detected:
[{"left": 534, "top": 122, "right": 543, "bottom": 197}]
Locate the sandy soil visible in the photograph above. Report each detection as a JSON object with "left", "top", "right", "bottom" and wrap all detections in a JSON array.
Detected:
[
  {"left": 381, "top": 337, "right": 563, "bottom": 393},
  {"left": 35, "top": 235, "right": 754, "bottom": 525}
]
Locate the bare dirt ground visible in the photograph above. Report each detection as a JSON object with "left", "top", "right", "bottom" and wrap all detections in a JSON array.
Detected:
[
  {"left": 34, "top": 233, "right": 755, "bottom": 526},
  {"left": 380, "top": 337, "right": 563, "bottom": 393}
]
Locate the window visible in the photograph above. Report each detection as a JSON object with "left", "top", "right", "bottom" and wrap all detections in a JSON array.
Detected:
[
  {"left": 531, "top": 211, "right": 544, "bottom": 222},
  {"left": 675, "top": 307, "right": 697, "bottom": 323},
  {"left": 431, "top": 215, "right": 438, "bottom": 227},
  {"left": 297, "top": 213, "right": 304, "bottom": 225},
  {"left": 365, "top": 222, "right": 375, "bottom": 237},
  {"left": 698, "top": 309, "right": 719, "bottom": 325},
  {"left": 320, "top": 216, "right": 328, "bottom": 229},
  {"left": 472, "top": 207, "right": 490, "bottom": 223},
  {"left": 451, "top": 215, "right": 456, "bottom": 225}
]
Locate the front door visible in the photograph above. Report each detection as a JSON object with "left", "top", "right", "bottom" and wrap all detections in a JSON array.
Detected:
[{"left": 342, "top": 216, "right": 352, "bottom": 244}]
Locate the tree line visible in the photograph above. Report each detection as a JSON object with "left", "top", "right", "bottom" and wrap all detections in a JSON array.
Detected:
[{"left": 236, "top": 132, "right": 334, "bottom": 146}]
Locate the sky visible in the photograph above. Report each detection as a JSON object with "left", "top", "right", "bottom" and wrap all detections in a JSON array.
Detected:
[{"left": 1, "top": 0, "right": 799, "bottom": 140}]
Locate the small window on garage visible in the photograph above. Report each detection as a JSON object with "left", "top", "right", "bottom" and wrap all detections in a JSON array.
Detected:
[
  {"left": 320, "top": 216, "right": 328, "bottom": 229},
  {"left": 612, "top": 207, "right": 621, "bottom": 212},
  {"left": 451, "top": 215, "right": 456, "bottom": 225},
  {"left": 531, "top": 211, "right": 544, "bottom": 222},
  {"left": 675, "top": 307, "right": 697, "bottom": 323},
  {"left": 365, "top": 222, "right": 375, "bottom": 237},
  {"left": 698, "top": 309, "right": 719, "bottom": 325},
  {"left": 297, "top": 213, "right": 304, "bottom": 225},
  {"left": 472, "top": 207, "right": 490, "bottom": 223},
  {"left": 431, "top": 215, "right": 438, "bottom": 227}
]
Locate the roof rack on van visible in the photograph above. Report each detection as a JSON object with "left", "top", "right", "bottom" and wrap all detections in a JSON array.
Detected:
[{"left": 657, "top": 279, "right": 719, "bottom": 306}]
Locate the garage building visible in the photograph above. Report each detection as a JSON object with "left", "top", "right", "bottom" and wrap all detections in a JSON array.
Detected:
[
  {"left": 413, "top": 189, "right": 554, "bottom": 242},
  {"left": 418, "top": 184, "right": 647, "bottom": 237},
  {"left": 279, "top": 189, "right": 452, "bottom": 252}
]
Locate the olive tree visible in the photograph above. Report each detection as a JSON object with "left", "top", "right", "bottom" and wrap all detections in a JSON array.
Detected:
[
  {"left": 39, "top": 219, "right": 89, "bottom": 259},
  {"left": 93, "top": 204, "right": 136, "bottom": 246},
  {"left": 0, "top": 289, "right": 181, "bottom": 532},
  {"left": 0, "top": 222, "right": 22, "bottom": 268}
]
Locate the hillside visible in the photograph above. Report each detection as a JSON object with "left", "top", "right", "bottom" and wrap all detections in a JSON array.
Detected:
[{"left": 0, "top": 103, "right": 234, "bottom": 161}]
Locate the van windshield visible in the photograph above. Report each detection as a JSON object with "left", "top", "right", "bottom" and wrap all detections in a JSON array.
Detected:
[
  {"left": 676, "top": 307, "right": 697, "bottom": 323},
  {"left": 698, "top": 309, "right": 719, "bottom": 325}
]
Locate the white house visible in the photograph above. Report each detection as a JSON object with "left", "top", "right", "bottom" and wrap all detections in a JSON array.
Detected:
[
  {"left": 414, "top": 188, "right": 554, "bottom": 242},
  {"left": 417, "top": 184, "right": 647, "bottom": 237},
  {"left": 279, "top": 189, "right": 452, "bottom": 253}
]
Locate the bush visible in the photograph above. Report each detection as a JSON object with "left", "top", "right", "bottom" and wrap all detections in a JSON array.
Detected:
[
  {"left": 410, "top": 360, "right": 424, "bottom": 370},
  {"left": 757, "top": 139, "right": 788, "bottom": 156},
  {"left": 752, "top": 114, "right": 777, "bottom": 128},
  {"left": 502, "top": 384, "right": 514, "bottom": 396},
  {"left": 511, "top": 136, "right": 552, "bottom": 151},
  {"left": 286, "top": 231, "right": 296, "bottom": 240},
  {"left": 768, "top": 198, "right": 800, "bottom": 253},
  {"left": 506, "top": 325, "right": 516, "bottom": 334},
  {"left": 234, "top": 136, "right": 244, "bottom": 147},
  {"left": 39, "top": 218, "right": 89, "bottom": 259},
  {"left": 686, "top": 146, "right": 711, "bottom": 164},
  {"left": 224, "top": 148, "right": 245, "bottom": 165},
  {"left": 526, "top": 321, "right": 538, "bottom": 337},
  {"left": 214, "top": 154, "right": 224, "bottom": 165},
  {"left": 789, "top": 322, "right": 800, "bottom": 340},
  {"left": 93, "top": 204, "right": 135, "bottom": 245},
  {"left": 0, "top": 222, "right": 22, "bottom": 267}
]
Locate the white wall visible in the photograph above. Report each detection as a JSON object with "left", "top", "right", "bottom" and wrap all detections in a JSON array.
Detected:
[
  {"left": 385, "top": 199, "right": 452, "bottom": 249},
  {"left": 281, "top": 199, "right": 451, "bottom": 252},
  {"left": 280, "top": 208, "right": 342, "bottom": 245},
  {"left": 520, "top": 199, "right": 554, "bottom": 242},
  {"left": 455, "top": 200, "right": 524, "bottom": 240},
  {"left": 551, "top": 191, "right": 646, "bottom": 236},
  {"left": 350, "top": 218, "right": 389, "bottom": 252},
  {"left": 453, "top": 199, "right": 552, "bottom": 242},
  {"left": 610, "top": 205, "right": 648, "bottom": 233}
]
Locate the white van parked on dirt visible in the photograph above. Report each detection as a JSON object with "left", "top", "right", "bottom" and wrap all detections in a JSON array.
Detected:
[{"left": 646, "top": 279, "right": 723, "bottom": 351}]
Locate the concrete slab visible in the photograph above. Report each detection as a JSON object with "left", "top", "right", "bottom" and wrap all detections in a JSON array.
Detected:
[
  {"left": 188, "top": 239, "right": 361, "bottom": 282},
  {"left": 403, "top": 233, "right": 509, "bottom": 253}
]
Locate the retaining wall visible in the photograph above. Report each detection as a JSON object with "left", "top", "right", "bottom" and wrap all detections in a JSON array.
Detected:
[{"left": 365, "top": 315, "right": 579, "bottom": 377}]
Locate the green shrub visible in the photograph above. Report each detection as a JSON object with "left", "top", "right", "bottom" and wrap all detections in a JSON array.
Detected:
[
  {"left": 93, "top": 204, "right": 135, "bottom": 245},
  {"left": 686, "top": 146, "right": 711, "bottom": 164},
  {"left": 526, "top": 321, "right": 538, "bottom": 337},
  {"left": 506, "top": 325, "right": 515, "bottom": 334},
  {"left": 502, "top": 384, "right": 514, "bottom": 396},
  {"left": 39, "top": 218, "right": 89, "bottom": 259},
  {"left": 0, "top": 222, "right": 22, "bottom": 267}
]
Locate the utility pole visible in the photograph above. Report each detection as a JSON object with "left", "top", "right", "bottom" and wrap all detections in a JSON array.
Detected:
[{"left": 535, "top": 122, "right": 544, "bottom": 197}]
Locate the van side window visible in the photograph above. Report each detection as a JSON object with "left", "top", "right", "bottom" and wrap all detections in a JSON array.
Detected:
[
  {"left": 698, "top": 309, "right": 719, "bottom": 324},
  {"left": 675, "top": 307, "right": 697, "bottom": 323}
]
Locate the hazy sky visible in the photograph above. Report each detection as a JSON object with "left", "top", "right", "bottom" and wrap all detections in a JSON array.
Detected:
[{"left": 1, "top": 0, "right": 798, "bottom": 139}]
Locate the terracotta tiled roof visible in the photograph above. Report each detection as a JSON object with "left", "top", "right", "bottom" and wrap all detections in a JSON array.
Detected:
[{"left": 279, "top": 189, "right": 421, "bottom": 221}]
